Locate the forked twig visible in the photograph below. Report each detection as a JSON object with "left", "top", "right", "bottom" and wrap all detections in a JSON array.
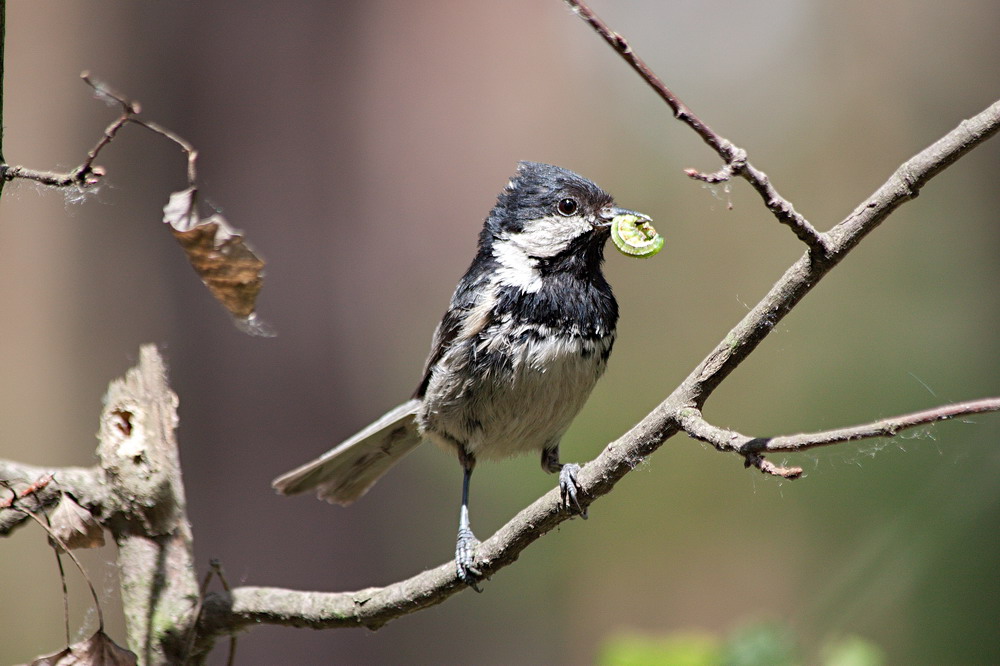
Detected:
[
  {"left": 563, "top": 0, "right": 827, "bottom": 253},
  {"left": 1, "top": 71, "right": 200, "bottom": 190},
  {"left": 680, "top": 398, "right": 1000, "bottom": 478}
]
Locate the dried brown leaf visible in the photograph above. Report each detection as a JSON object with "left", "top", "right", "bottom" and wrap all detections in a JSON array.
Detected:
[
  {"left": 25, "top": 630, "right": 137, "bottom": 666},
  {"left": 47, "top": 494, "right": 105, "bottom": 550},
  {"left": 163, "top": 188, "right": 272, "bottom": 335}
]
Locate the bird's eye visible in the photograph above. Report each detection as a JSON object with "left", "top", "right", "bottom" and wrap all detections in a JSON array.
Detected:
[{"left": 557, "top": 198, "right": 579, "bottom": 216}]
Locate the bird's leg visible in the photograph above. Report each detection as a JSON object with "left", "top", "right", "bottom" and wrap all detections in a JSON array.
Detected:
[
  {"left": 456, "top": 454, "right": 483, "bottom": 590},
  {"left": 541, "top": 446, "right": 586, "bottom": 518}
]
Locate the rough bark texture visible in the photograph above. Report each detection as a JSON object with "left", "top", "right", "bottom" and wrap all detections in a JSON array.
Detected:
[{"left": 97, "top": 345, "right": 200, "bottom": 664}]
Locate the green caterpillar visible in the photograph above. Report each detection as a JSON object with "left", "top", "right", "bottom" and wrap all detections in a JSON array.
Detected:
[{"left": 610, "top": 213, "right": 664, "bottom": 258}]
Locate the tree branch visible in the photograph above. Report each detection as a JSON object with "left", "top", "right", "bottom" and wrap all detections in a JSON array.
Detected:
[
  {"left": 191, "top": 9, "right": 1000, "bottom": 642},
  {"left": 640, "top": 97, "right": 1000, "bottom": 478},
  {"left": 0, "top": 461, "right": 107, "bottom": 535},
  {"left": 2, "top": 346, "right": 202, "bottom": 663},
  {"left": 563, "top": 0, "right": 827, "bottom": 254},
  {"left": 0, "top": 72, "right": 199, "bottom": 192},
  {"left": 3, "top": 5, "right": 1000, "bottom": 660},
  {"left": 678, "top": 398, "right": 1000, "bottom": 478},
  {"left": 830, "top": 101, "right": 1000, "bottom": 252},
  {"left": 197, "top": 440, "right": 642, "bottom": 634},
  {"left": 96, "top": 345, "right": 201, "bottom": 664}
]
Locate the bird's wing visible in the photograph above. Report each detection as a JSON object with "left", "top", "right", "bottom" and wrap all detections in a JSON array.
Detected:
[
  {"left": 414, "top": 308, "right": 463, "bottom": 400},
  {"left": 272, "top": 398, "right": 422, "bottom": 505},
  {"left": 414, "top": 270, "right": 493, "bottom": 399}
]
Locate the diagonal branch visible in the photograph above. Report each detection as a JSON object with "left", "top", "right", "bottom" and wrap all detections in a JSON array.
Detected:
[
  {"left": 4, "top": 5, "right": 999, "bottom": 655},
  {"left": 197, "top": 444, "right": 645, "bottom": 635},
  {"left": 563, "top": 0, "right": 827, "bottom": 254},
  {"left": 194, "top": 12, "right": 1000, "bottom": 640},
  {"left": 650, "top": 97, "right": 1000, "bottom": 475},
  {"left": 830, "top": 99, "right": 1000, "bottom": 252}
]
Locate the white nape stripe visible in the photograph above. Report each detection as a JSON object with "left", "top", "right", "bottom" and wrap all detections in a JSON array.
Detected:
[{"left": 493, "top": 241, "right": 541, "bottom": 292}]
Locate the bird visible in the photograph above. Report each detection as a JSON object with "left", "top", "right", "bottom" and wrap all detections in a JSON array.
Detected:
[{"left": 272, "top": 161, "right": 651, "bottom": 587}]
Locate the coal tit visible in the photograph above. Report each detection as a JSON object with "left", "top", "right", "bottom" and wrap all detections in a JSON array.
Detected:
[{"left": 273, "top": 162, "right": 650, "bottom": 587}]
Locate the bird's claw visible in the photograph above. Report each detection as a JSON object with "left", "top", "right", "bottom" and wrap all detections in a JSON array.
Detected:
[
  {"left": 456, "top": 526, "right": 483, "bottom": 591},
  {"left": 559, "top": 463, "right": 587, "bottom": 519}
]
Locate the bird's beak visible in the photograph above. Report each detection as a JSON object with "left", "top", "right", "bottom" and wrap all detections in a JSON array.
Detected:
[{"left": 595, "top": 206, "right": 651, "bottom": 229}]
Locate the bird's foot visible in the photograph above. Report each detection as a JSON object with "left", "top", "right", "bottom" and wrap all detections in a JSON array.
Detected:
[
  {"left": 559, "top": 463, "right": 587, "bottom": 519},
  {"left": 456, "top": 526, "right": 483, "bottom": 591}
]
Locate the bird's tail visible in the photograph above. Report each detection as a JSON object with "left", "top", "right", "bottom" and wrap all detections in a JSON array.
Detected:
[{"left": 272, "top": 399, "right": 423, "bottom": 505}]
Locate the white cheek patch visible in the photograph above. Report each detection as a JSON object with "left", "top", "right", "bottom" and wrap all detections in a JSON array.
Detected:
[
  {"left": 512, "top": 214, "right": 592, "bottom": 258},
  {"left": 492, "top": 214, "right": 592, "bottom": 293}
]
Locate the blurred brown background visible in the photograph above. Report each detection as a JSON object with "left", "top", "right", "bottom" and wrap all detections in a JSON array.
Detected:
[{"left": 2, "top": 1, "right": 998, "bottom": 664}]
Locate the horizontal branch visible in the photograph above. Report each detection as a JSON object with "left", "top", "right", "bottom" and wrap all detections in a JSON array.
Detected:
[
  {"left": 0, "top": 461, "right": 106, "bottom": 535},
  {"left": 0, "top": 163, "right": 105, "bottom": 188},
  {"left": 563, "top": 0, "right": 827, "bottom": 253},
  {"left": 748, "top": 398, "right": 1000, "bottom": 452},
  {"left": 200, "top": 566, "right": 460, "bottom": 633},
  {"left": 679, "top": 397, "right": 1000, "bottom": 477}
]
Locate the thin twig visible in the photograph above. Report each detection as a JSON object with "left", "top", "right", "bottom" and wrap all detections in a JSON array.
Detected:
[
  {"left": 183, "top": 567, "right": 217, "bottom": 665},
  {"left": 83, "top": 72, "right": 199, "bottom": 186},
  {"left": 563, "top": 0, "right": 828, "bottom": 254},
  {"left": 0, "top": 164, "right": 100, "bottom": 187},
  {"left": 185, "top": 559, "right": 237, "bottom": 666},
  {"left": 679, "top": 398, "right": 1000, "bottom": 476},
  {"left": 40, "top": 499, "right": 74, "bottom": 646},
  {"left": 78, "top": 72, "right": 136, "bottom": 173},
  {"left": 742, "top": 452, "right": 803, "bottom": 479},
  {"left": 210, "top": 560, "right": 238, "bottom": 666},
  {"left": 132, "top": 118, "right": 199, "bottom": 186},
  {"left": 2, "top": 71, "right": 200, "bottom": 191},
  {"left": 16, "top": 505, "right": 105, "bottom": 631},
  {"left": 684, "top": 156, "right": 746, "bottom": 185}
]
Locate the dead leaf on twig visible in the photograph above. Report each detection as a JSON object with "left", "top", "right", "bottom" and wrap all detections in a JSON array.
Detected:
[
  {"left": 25, "top": 630, "right": 137, "bottom": 666},
  {"left": 163, "top": 188, "right": 274, "bottom": 336},
  {"left": 47, "top": 494, "right": 105, "bottom": 551}
]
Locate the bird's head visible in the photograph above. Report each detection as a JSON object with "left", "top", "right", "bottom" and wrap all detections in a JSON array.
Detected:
[{"left": 481, "top": 162, "right": 645, "bottom": 291}]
